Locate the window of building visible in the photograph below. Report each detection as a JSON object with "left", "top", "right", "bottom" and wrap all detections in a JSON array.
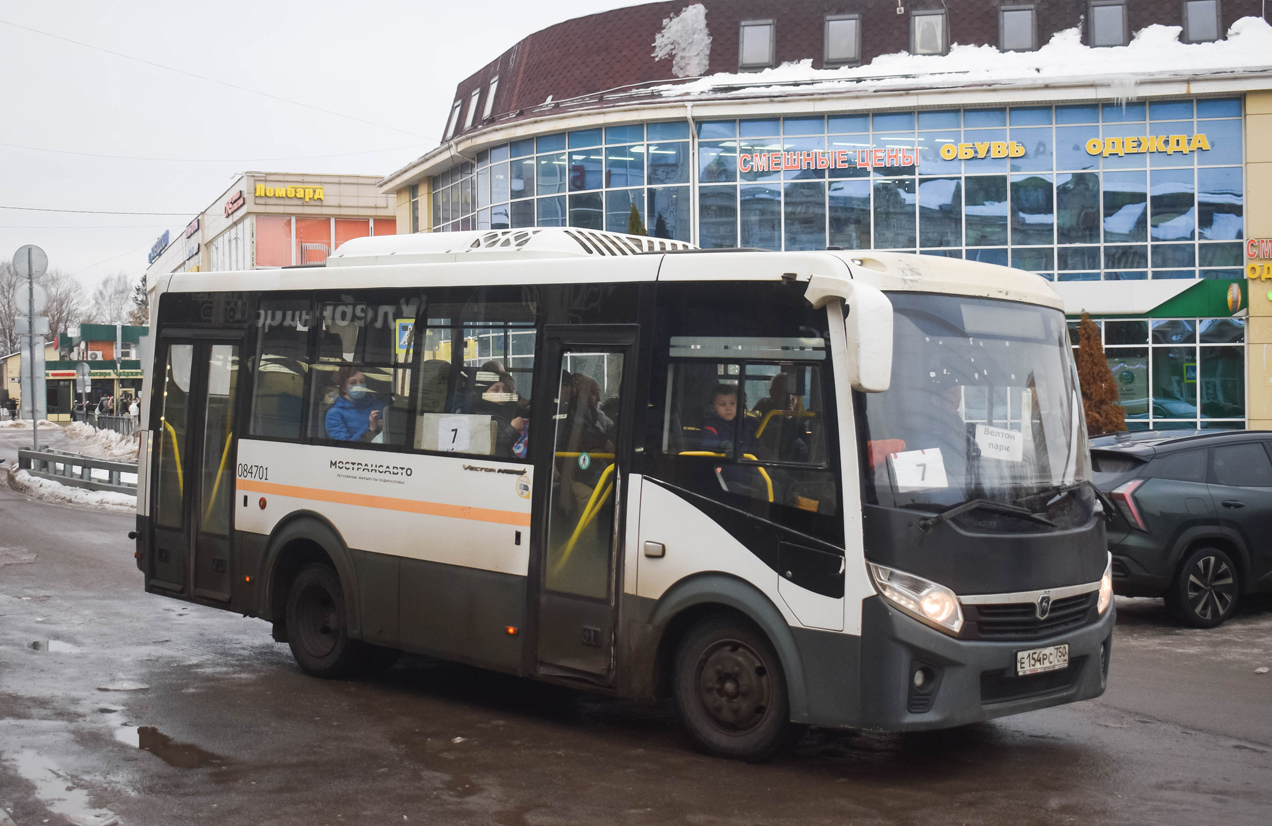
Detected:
[
  {"left": 824, "top": 14, "right": 860, "bottom": 66},
  {"left": 296, "top": 217, "right": 332, "bottom": 265},
  {"left": 1089, "top": 1, "right": 1128, "bottom": 47},
  {"left": 738, "top": 20, "right": 775, "bottom": 70},
  {"left": 255, "top": 216, "right": 292, "bottom": 268},
  {"left": 1183, "top": 0, "right": 1221, "bottom": 43},
  {"left": 911, "top": 9, "right": 947, "bottom": 56},
  {"left": 1000, "top": 5, "right": 1036, "bottom": 52},
  {"left": 463, "top": 89, "right": 480, "bottom": 132},
  {"left": 1084, "top": 316, "right": 1246, "bottom": 430},
  {"left": 444, "top": 100, "right": 462, "bottom": 140},
  {"left": 410, "top": 184, "right": 419, "bottom": 233},
  {"left": 482, "top": 75, "right": 499, "bottom": 121}
]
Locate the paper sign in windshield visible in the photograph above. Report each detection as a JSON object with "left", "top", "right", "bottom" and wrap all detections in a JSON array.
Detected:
[
  {"left": 976, "top": 425, "right": 1023, "bottom": 462},
  {"left": 437, "top": 416, "right": 472, "bottom": 453},
  {"left": 890, "top": 449, "right": 949, "bottom": 491}
]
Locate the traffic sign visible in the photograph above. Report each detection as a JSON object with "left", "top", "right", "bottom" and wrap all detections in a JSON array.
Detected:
[
  {"left": 14, "top": 316, "right": 50, "bottom": 336},
  {"left": 26, "top": 283, "right": 48, "bottom": 315},
  {"left": 12, "top": 245, "right": 48, "bottom": 279}
]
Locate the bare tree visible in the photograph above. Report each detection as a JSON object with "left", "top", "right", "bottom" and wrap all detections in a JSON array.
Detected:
[
  {"left": 90, "top": 272, "right": 134, "bottom": 324},
  {"left": 127, "top": 274, "right": 150, "bottom": 326},
  {"left": 41, "top": 269, "right": 89, "bottom": 344},
  {"left": 0, "top": 262, "right": 21, "bottom": 355}
]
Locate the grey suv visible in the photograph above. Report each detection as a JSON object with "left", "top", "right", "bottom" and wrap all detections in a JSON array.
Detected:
[{"left": 1092, "top": 431, "right": 1272, "bottom": 628}]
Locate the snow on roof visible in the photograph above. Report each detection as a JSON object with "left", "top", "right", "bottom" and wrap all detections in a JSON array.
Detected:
[{"left": 656, "top": 17, "right": 1272, "bottom": 100}]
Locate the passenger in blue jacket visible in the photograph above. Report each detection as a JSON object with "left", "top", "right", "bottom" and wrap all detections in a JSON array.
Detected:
[{"left": 326, "top": 367, "right": 386, "bottom": 442}]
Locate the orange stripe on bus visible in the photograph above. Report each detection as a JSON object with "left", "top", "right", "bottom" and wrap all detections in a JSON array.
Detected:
[{"left": 236, "top": 479, "right": 533, "bottom": 527}]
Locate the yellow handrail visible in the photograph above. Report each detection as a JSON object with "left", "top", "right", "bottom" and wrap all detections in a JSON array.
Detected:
[
  {"left": 754, "top": 408, "right": 817, "bottom": 437},
  {"left": 162, "top": 419, "right": 183, "bottom": 494},
  {"left": 742, "top": 454, "right": 774, "bottom": 503},
  {"left": 552, "top": 462, "right": 617, "bottom": 576},
  {"left": 677, "top": 451, "right": 773, "bottom": 503},
  {"left": 202, "top": 434, "right": 235, "bottom": 522}
]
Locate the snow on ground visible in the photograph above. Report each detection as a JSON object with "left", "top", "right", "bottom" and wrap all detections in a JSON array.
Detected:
[
  {"left": 656, "top": 17, "right": 1272, "bottom": 98},
  {"left": 62, "top": 421, "right": 139, "bottom": 462},
  {"left": 6, "top": 464, "right": 136, "bottom": 513}
]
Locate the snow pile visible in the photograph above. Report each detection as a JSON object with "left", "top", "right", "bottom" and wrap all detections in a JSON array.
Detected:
[
  {"left": 0, "top": 419, "right": 58, "bottom": 429},
  {"left": 659, "top": 17, "right": 1272, "bottom": 98},
  {"left": 652, "top": 3, "right": 712, "bottom": 78},
  {"left": 7, "top": 465, "right": 136, "bottom": 512},
  {"left": 62, "top": 421, "right": 139, "bottom": 462}
]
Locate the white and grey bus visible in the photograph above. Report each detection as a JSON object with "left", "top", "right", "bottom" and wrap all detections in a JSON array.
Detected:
[{"left": 135, "top": 228, "right": 1113, "bottom": 760}]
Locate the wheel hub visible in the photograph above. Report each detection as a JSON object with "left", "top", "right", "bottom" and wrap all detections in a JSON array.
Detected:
[
  {"left": 1187, "top": 555, "right": 1235, "bottom": 621},
  {"left": 696, "top": 640, "right": 771, "bottom": 733}
]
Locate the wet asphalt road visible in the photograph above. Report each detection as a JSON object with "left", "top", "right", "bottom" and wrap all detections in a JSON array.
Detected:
[{"left": 2, "top": 429, "right": 1271, "bottom": 826}]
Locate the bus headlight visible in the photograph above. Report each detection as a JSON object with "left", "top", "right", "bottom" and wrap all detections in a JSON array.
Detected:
[
  {"left": 868, "top": 563, "right": 963, "bottom": 636},
  {"left": 1097, "top": 554, "right": 1113, "bottom": 615}
]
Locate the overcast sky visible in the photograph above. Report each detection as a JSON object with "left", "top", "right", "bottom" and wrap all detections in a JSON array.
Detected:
[{"left": 0, "top": 0, "right": 641, "bottom": 292}]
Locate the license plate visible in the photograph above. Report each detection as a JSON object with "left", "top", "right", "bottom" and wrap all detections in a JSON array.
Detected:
[{"left": 1016, "top": 644, "right": 1069, "bottom": 676}]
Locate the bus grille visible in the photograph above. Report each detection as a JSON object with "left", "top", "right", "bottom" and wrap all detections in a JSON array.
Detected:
[
  {"left": 981, "top": 657, "right": 1087, "bottom": 705},
  {"left": 967, "top": 592, "right": 1095, "bottom": 641}
]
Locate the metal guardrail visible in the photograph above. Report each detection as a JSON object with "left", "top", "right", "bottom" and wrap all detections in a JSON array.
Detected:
[
  {"left": 73, "top": 410, "right": 138, "bottom": 437},
  {"left": 17, "top": 448, "right": 138, "bottom": 495}
]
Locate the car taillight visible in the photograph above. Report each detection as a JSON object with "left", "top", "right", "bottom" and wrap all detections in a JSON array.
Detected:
[{"left": 1111, "top": 478, "right": 1147, "bottom": 531}]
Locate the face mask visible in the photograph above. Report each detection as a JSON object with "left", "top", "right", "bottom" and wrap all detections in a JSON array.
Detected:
[{"left": 347, "top": 384, "right": 370, "bottom": 401}]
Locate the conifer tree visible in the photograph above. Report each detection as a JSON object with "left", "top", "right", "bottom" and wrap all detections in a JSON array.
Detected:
[
  {"left": 627, "top": 204, "right": 647, "bottom": 236},
  {"left": 1075, "top": 311, "right": 1125, "bottom": 436}
]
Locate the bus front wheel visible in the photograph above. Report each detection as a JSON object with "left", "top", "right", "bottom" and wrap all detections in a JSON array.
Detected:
[
  {"left": 673, "top": 616, "right": 800, "bottom": 762},
  {"left": 285, "top": 563, "right": 366, "bottom": 678}
]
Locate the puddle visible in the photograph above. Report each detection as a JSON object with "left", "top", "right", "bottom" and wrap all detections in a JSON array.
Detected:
[
  {"left": 6, "top": 748, "right": 119, "bottom": 825},
  {"left": 0, "top": 547, "right": 37, "bottom": 565},
  {"left": 97, "top": 681, "right": 149, "bottom": 692},
  {"left": 30, "top": 640, "right": 79, "bottom": 653},
  {"left": 113, "top": 726, "right": 226, "bottom": 769}
]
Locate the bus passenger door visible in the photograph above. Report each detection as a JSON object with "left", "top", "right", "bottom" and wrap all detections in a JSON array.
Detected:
[
  {"left": 531, "top": 326, "right": 636, "bottom": 682},
  {"left": 149, "top": 338, "right": 241, "bottom": 602}
]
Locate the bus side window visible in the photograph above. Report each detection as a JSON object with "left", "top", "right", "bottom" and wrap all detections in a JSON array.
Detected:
[
  {"left": 415, "top": 290, "right": 537, "bottom": 460},
  {"left": 249, "top": 298, "right": 312, "bottom": 440},
  {"left": 311, "top": 294, "right": 420, "bottom": 444}
]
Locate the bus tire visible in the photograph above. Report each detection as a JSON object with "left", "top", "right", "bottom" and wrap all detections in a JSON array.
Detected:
[
  {"left": 673, "top": 615, "right": 796, "bottom": 762},
  {"left": 285, "top": 563, "right": 367, "bottom": 678}
]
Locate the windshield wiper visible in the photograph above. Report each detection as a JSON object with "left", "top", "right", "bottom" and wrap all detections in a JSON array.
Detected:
[
  {"left": 1016, "top": 480, "right": 1115, "bottom": 522},
  {"left": 918, "top": 498, "right": 1056, "bottom": 531}
]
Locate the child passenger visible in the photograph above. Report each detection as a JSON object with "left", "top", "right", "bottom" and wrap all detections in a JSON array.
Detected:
[{"left": 700, "top": 383, "right": 760, "bottom": 457}]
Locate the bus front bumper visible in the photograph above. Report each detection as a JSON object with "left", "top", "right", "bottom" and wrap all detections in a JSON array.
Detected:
[{"left": 855, "top": 595, "right": 1114, "bottom": 731}]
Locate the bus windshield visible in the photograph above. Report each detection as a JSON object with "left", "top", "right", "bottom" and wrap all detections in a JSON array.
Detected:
[{"left": 857, "top": 292, "right": 1093, "bottom": 529}]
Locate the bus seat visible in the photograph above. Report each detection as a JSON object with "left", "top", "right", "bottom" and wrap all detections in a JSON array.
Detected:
[{"left": 383, "top": 401, "right": 409, "bottom": 445}]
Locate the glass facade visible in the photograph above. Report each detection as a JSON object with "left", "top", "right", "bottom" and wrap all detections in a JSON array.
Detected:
[
  {"left": 433, "top": 123, "right": 693, "bottom": 241},
  {"left": 1070, "top": 317, "right": 1245, "bottom": 430},
  {"left": 431, "top": 98, "right": 1243, "bottom": 285},
  {"left": 695, "top": 99, "right": 1244, "bottom": 280}
]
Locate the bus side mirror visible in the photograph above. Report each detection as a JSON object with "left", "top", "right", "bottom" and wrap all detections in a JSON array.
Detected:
[
  {"left": 805, "top": 276, "right": 893, "bottom": 393},
  {"left": 843, "top": 283, "right": 893, "bottom": 393}
]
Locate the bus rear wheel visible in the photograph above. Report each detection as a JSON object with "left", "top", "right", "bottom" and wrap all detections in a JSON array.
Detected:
[
  {"left": 285, "top": 563, "right": 367, "bottom": 678},
  {"left": 673, "top": 616, "right": 797, "bottom": 762}
]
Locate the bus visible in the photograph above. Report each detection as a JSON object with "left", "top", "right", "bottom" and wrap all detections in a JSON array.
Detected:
[{"left": 135, "top": 228, "right": 1113, "bottom": 761}]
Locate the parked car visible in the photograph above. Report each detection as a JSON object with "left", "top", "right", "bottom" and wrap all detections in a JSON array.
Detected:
[{"left": 1091, "top": 430, "right": 1272, "bottom": 628}]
